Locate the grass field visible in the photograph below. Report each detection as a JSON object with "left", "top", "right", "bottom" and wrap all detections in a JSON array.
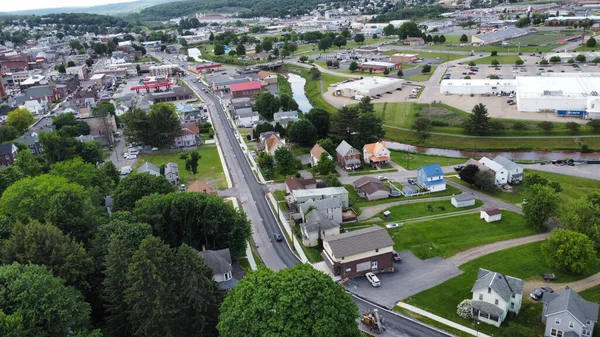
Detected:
[
  {"left": 405, "top": 66, "right": 437, "bottom": 81},
  {"left": 405, "top": 241, "right": 600, "bottom": 336},
  {"left": 374, "top": 102, "right": 417, "bottom": 129},
  {"left": 511, "top": 30, "right": 583, "bottom": 46},
  {"left": 283, "top": 65, "right": 341, "bottom": 114},
  {"left": 386, "top": 210, "right": 536, "bottom": 259},
  {"left": 345, "top": 184, "right": 463, "bottom": 212},
  {"left": 137, "top": 145, "right": 227, "bottom": 189},
  {"left": 390, "top": 150, "right": 467, "bottom": 170},
  {"left": 382, "top": 49, "right": 469, "bottom": 62},
  {"left": 476, "top": 55, "right": 522, "bottom": 65},
  {"left": 376, "top": 199, "right": 482, "bottom": 222}
]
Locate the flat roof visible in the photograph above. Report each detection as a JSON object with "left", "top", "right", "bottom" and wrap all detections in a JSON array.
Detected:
[
  {"left": 90, "top": 74, "right": 105, "bottom": 79},
  {"left": 292, "top": 187, "right": 348, "bottom": 198},
  {"left": 516, "top": 75, "right": 600, "bottom": 99},
  {"left": 360, "top": 61, "right": 398, "bottom": 67},
  {"left": 335, "top": 76, "right": 403, "bottom": 91},
  {"left": 441, "top": 79, "right": 516, "bottom": 87}
]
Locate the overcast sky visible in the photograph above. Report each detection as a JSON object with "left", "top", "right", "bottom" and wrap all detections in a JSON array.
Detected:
[{"left": 3, "top": 0, "right": 138, "bottom": 12}]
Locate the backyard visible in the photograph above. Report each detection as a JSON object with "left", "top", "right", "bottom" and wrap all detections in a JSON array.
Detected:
[
  {"left": 404, "top": 241, "right": 600, "bottom": 336},
  {"left": 374, "top": 199, "right": 482, "bottom": 223},
  {"left": 390, "top": 150, "right": 466, "bottom": 170},
  {"left": 136, "top": 145, "right": 227, "bottom": 189}
]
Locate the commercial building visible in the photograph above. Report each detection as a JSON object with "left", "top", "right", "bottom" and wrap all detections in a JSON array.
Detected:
[
  {"left": 390, "top": 53, "right": 418, "bottom": 63},
  {"left": 358, "top": 61, "right": 401, "bottom": 71},
  {"left": 229, "top": 81, "right": 262, "bottom": 98},
  {"left": 334, "top": 77, "right": 403, "bottom": 98},
  {"left": 516, "top": 75, "right": 600, "bottom": 114},
  {"left": 149, "top": 64, "right": 179, "bottom": 76},
  {"left": 440, "top": 79, "right": 517, "bottom": 95}
]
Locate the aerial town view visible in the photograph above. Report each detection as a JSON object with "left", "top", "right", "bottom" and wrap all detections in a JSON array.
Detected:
[{"left": 2, "top": 0, "right": 600, "bottom": 335}]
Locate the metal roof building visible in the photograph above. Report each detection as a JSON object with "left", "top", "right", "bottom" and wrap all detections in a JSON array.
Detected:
[{"left": 334, "top": 77, "right": 403, "bottom": 98}]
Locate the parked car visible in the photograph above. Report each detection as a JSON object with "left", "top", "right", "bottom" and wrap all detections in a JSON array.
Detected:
[
  {"left": 378, "top": 176, "right": 388, "bottom": 181},
  {"left": 273, "top": 232, "right": 283, "bottom": 242},
  {"left": 125, "top": 154, "right": 137, "bottom": 160},
  {"left": 179, "top": 184, "right": 186, "bottom": 191},
  {"left": 385, "top": 223, "right": 402, "bottom": 229},
  {"left": 530, "top": 287, "right": 554, "bottom": 301},
  {"left": 408, "top": 178, "right": 416, "bottom": 185},
  {"left": 454, "top": 165, "right": 464, "bottom": 172},
  {"left": 468, "top": 72, "right": 476, "bottom": 75},
  {"left": 365, "top": 272, "right": 381, "bottom": 287},
  {"left": 507, "top": 99, "right": 514, "bottom": 104},
  {"left": 392, "top": 251, "right": 403, "bottom": 262}
]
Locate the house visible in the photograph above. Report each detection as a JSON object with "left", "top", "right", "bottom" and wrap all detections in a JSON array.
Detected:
[
  {"left": 322, "top": 226, "right": 395, "bottom": 278},
  {"left": 451, "top": 194, "right": 476, "bottom": 208},
  {"left": 198, "top": 248, "right": 238, "bottom": 290},
  {"left": 481, "top": 208, "right": 502, "bottom": 222},
  {"left": 403, "top": 37, "right": 425, "bottom": 46},
  {"left": 0, "top": 143, "right": 18, "bottom": 166},
  {"left": 229, "top": 80, "right": 262, "bottom": 98},
  {"left": 138, "top": 162, "right": 160, "bottom": 176},
  {"left": 273, "top": 111, "right": 299, "bottom": 127},
  {"left": 291, "top": 187, "right": 349, "bottom": 208},
  {"left": 416, "top": 164, "right": 447, "bottom": 192},
  {"left": 336, "top": 140, "right": 361, "bottom": 170},
  {"left": 236, "top": 110, "right": 259, "bottom": 127},
  {"left": 299, "top": 199, "right": 342, "bottom": 247},
  {"left": 259, "top": 132, "right": 286, "bottom": 155},
  {"left": 542, "top": 287, "right": 599, "bottom": 337},
  {"left": 188, "top": 180, "right": 217, "bottom": 195},
  {"left": 493, "top": 155, "right": 523, "bottom": 184},
  {"left": 164, "top": 162, "right": 180, "bottom": 185},
  {"left": 363, "top": 141, "right": 390, "bottom": 166},
  {"left": 471, "top": 268, "right": 524, "bottom": 327},
  {"left": 16, "top": 126, "right": 54, "bottom": 155},
  {"left": 174, "top": 127, "right": 201, "bottom": 147},
  {"left": 285, "top": 177, "right": 317, "bottom": 193},
  {"left": 479, "top": 157, "right": 509, "bottom": 186},
  {"left": 353, "top": 176, "right": 389, "bottom": 201},
  {"left": 309, "top": 144, "right": 332, "bottom": 167}
]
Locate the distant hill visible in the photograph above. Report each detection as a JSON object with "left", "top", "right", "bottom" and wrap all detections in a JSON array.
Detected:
[{"left": 0, "top": 0, "right": 182, "bottom": 17}]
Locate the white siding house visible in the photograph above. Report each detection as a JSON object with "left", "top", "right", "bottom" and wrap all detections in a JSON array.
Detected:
[
  {"left": 471, "top": 268, "right": 523, "bottom": 327},
  {"left": 479, "top": 157, "right": 509, "bottom": 186},
  {"left": 451, "top": 194, "right": 476, "bottom": 208},
  {"left": 416, "top": 164, "right": 446, "bottom": 192},
  {"left": 493, "top": 155, "right": 524, "bottom": 184}
]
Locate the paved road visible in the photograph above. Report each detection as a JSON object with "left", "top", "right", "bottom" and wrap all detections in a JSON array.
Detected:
[
  {"left": 523, "top": 271, "right": 600, "bottom": 303},
  {"left": 353, "top": 295, "right": 453, "bottom": 337},
  {"left": 446, "top": 180, "right": 523, "bottom": 214},
  {"left": 524, "top": 163, "right": 600, "bottom": 181}
]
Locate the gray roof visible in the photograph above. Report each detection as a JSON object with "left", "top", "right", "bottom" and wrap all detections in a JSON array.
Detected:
[
  {"left": 198, "top": 248, "right": 232, "bottom": 275},
  {"left": 472, "top": 300, "right": 505, "bottom": 317},
  {"left": 471, "top": 268, "right": 523, "bottom": 302},
  {"left": 299, "top": 198, "right": 342, "bottom": 214},
  {"left": 219, "top": 278, "right": 239, "bottom": 290},
  {"left": 336, "top": 140, "right": 357, "bottom": 156},
  {"left": 236, "top": 108, "right": 257, "bottom": 118},
  {"left": 452, "top": 193, "right": 475, "bottom": 202},
  {"left": 324, "top": 226, "right": 394, "bottom": 258},
  {"left": 543, "top": 288, "right": 599, "bottom": 325},
  {"left": 274, "top": 111, "right": 299, "bottom": 120},
  {"left": 302, "top": 210, "right": 340, "bottom": 234},
  {"left": 0, "top": 143, "right": 16, "bottom": 156},
  {"left": 138, "top": 162, "right": 160, "bottom": 176},
  {"left": 492, "top": 155, "right": 520, "bottom": 171},
  {"left": 164, "top": 162, "right": 179, "bottom": 176},
  {"left": 353, "top": 176, "right": 387, "bottom": 195},
  {"left": 473, "top": 27, "right": 529, "bottom": 44},
  {"left": 25, "top": 85, "right": 53, "bottom": 98}
]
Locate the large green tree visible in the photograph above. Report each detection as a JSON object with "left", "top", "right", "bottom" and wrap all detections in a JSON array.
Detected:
[
  {"left": 315, "top": 152, "right": 335, "bottom": 175},
  {"left": 133, "top": 192, "right": 251, "bottom": 259},
  {"left": 541, "top": 229, "right": 596, "bottom": 274},
  {"left": 218, "top": 264, "right": 360, "bottom": 337},
  {"left": 6, "top": 108, "right": 35, "bottom": 133},
  {"left": 253, "top": 92, "right": 280, "bottom": 120},
  {"left": 14, "top": 149, "right": 44, "bottom": 177},
  {"left": 522, "top": 184, "right": 560, "bottom": 231},
  {"left": 397, "top": 21, "right": 422, "bottom": 40},
  {"left": 0, "top": 166, "right": 24, "bottom": 197},
  {"left": 463, "top": 103, "right": 491, "bottom": 136},
  {"left": 560, "top": 198, "right": 600, "bottom": 249},
  {"left": 0, "top": 263, "right": 98, "bottom": 337},
  {"left": 273, "top": 147, "right": 298, "bottom": 176},
  {"left": 459, "top": 164, "right": 479, "bottom": 185},
  {"left": 39, "top": 131, "right": 103, "bottom": 164},
  {"left": 306, "top": 108, "right": 331, "bottom": 139},
  {"left": 288, "top": 119, "right": 318, "bottom": 147},
  {"left": 147, "top": 103, "right": 182, "bottom": 148},
  {"left": 357, "top": 96, "right": 374, "bottom": 114},
  {"left": 50, "top": 157, "right": 111, "bottom": 197},
  {"left": 112, "top": 174, "right": 175, "bottom": 211}
]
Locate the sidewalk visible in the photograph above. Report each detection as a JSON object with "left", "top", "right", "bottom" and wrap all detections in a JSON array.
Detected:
[
  {"left": 265, "top": 193, "right": 309, "bottom": 263},
  {"left": 227, "top": 197, "right": 258, "bottom": 271},
  {"left": 397, "top": 302, "right": 491, "bottom": 337}
]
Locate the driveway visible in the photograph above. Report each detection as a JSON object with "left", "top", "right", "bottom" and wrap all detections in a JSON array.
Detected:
[
  {"left": 344, "top": 250, "right": 461, "bottom": 308},
  {"left": 524, "top": 271, "right": 600, "bottom": 303}
]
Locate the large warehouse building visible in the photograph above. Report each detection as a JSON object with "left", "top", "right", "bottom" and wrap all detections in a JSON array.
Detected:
[
  {"left": 440, "top": 79, "right": 517, "bottom": 95},
  {"left": 334, "top": 77, "right": 403, "bottom": 98}
]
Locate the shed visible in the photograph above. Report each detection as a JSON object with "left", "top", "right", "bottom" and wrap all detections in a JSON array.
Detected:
[
  {"left": 481, "top": 208, "right": 502, "bottom": 223},
  {"left": 402, "top": 184, "right": 419, "bottom": 196},
  {"left": 451, "top": 194, "right": 476, "bottom": 208}
]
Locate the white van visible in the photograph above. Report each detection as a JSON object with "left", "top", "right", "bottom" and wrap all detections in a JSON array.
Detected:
[
  {"left": 119, "top": 166, "right": 133, "bottom": 176},
  {"left": 365, "top": 272, "right": 381, "bottom": 287}
]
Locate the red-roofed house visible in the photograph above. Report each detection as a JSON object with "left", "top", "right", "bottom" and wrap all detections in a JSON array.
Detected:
[
  {"left": 363, "top": 141, "right": 390, "bottom": 166},
  {"left": 230, "top": 81, "right": 262, "bottom": 98}
]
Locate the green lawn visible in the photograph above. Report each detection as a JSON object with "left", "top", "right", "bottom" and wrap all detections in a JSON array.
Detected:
[
  {"left": 377, "top": 199, "right": 482, "bottom": 222},
  {"left": 405, "top": 66, "right": 437, "bottom": 82},
  {"left": 388, "top": 210, "right": 536, "bottom": 259},
  {"left": 374, "top": 102, "right": 417, "bottom": 129},
  {"left": 405, "top": 241, "right": 600, "bottom": 336},
  {"left": 390, "top": 150, "right": 466, "bottom": 170},
  {"left": 448, "top": 176, "right": 526, "bottom": 205},
  {"left": 475, "top": 55, "right": 522, "bottom": 65},
  {"left": 382, "top": 49, "right": 468, "bottom": 62},
  {"left": 137, "top": 145, "right": 227, "bottom": 189}
]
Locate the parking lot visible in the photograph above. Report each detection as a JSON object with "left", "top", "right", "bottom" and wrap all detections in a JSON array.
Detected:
[{"left": 344, "top": 250, "right": 462, "bottom": 308}]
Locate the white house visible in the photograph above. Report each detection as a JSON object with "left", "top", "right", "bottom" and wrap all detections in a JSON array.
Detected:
[
  {"left": 479, "top": 157, "right": 509, "bottom": 186},
  {"left": 291, "top": 187, "right": 349, "bottom": 208},
  {"left": 298, "top": 198, "right": 342, "bottom": 247},
  {"left": 451, "top": 194, "right": 476, "bottom": 208},
  {"left": 542, "top": 287, "right": 599, "bottom": 337},
  {"left": 481, "top": 208, "right": 502, "bottom": 222},
  {"left": 416, "top": 164, "right": 446, "bottom": 192},
  {"left": 259, "top": 132, "right": 286, "bottom": 155},
  {"left": 471, "top": 268, "right": 524, "bottom": 327},
  {"left": 362, "top": 141, "right": 390, "bottom": 166},
  {"left": 174, "top": 127, "right": 201, "bottom": 147},
  {"left": 236, "top": 110, "right": 259, "bottom": 127},
  {"left": 493, "top": 155, "right": 524, "bottom": 184},
  {"left": 309, "top": 143, "right": 332, "bottom": 167}
]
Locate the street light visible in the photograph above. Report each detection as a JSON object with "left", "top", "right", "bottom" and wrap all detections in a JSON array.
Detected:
[{"left": 476, "top": 321, "right": 480, "bottom": 337}]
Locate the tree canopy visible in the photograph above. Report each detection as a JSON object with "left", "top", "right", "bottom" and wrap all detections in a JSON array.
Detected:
[
  {"left": 6, "top": 108, "right": 34, "bottom": 133},
  {"left": 112, "top": 173, "right": 175, "bottom": 211},
  {"left": 287, "top": 119, "right": 318, "bottom": 147},
  {"left": 522, "top": 184, "right": 560, "bottom": 231},
  {"left": 121, "top": 103, "right": 181, "bottom": 148},
  {"left": 306, "top": 108, "right": 331, "bottom": 139},
  {"left": 541, "top": 229, "right": 596, "bottom": 274},
  {"left": 253, "top": 92, "right": 280, "bottom": 121},
  {"left": 218, "top": 264, "right": 360, "bottom": 337},
  {"left": 463, "top": 103, "right": 491, "bottom": 136}
]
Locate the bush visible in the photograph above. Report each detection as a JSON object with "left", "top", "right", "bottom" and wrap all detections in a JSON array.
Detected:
[
  {"left": 512, "top": 121, "right": 526, "bottom": 131},
  {"left": 565, "top": 122, "right": 581, "bottom": 133},
  {"left": 422, "top": 65, "right": 431, "bottom": 73},
  {"left": 456, "top": 300, "right": 473, "bottom": 320}
]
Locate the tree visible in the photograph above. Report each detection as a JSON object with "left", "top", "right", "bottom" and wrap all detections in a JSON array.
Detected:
[
  {"left": 397, "top": 69, "right": 404, "bottom": 77},
  {"left": 522, "top": 184, "right": 560, "bottom": 231},
  {"left": 353, "top": 33, "right": 365, "bottom": 44},
  {"left": 549, "top": 56, "right": 561, "bottom": 64},
  {"left": 254, "top": 92, "right": 280, "bottom": 120},
  {"left": 538, "top": 121, "right": 554, "bottom": 132},
  {"left": 412, "top": 117, "right": 431, "bottom": 133},
  {"left": 593, "top": 57, "right": 600, "bottom": 64},
  {"left": 459, "top": 164, "right": 479, "bottom": 186},
  {"left": 112, "top": 174, "right": 175, "bottom": 211},
  {"left": 576, "top": 54, "right": 587, "bottom": 63},
  {"left": 475, "top": 170, "right": 496, "bottom": 192},
  {"left": 299, "top": 55, "right": 308, "bottom": 63},
  {"left": 460, "top": 34, "right": 469, "bottom": 43},
  {"left": 15, "top": 149, "right": 43, "bottom": 177},
  {"left": 0, "top": 166, "right": 23, "bottom": 197},
  {"left": 567, "top": 58, "right": 574, "bottom": 64},
  {"left": 491, "top": 59, "right": 500, "bottom": 66},
  {"left": 349, "top": 61, "right": 358, "bottom": 72},
  {"left": 262, "top": 38, "right": 273, "bottom": 52},
  {"left": 515, "top": 59, "right": 524, "bottom": 65},
  {"left": 0, "top": 125, "right": 19, "bottom": 143},
  {"left": 257, "top": 152, "right": 274, "bottom": 177},
  {"left": 213, "top": 42, "right": 225, "bottom": 55},
  {"left": 311, "top": 67, "right": 321, "bottom": 80},
  {"left": 306, "top": 108, "right": 331, "bottom": 139},
  {"left": 383, "top": 68, "right": 390, "bottom": 75},
  {"left": 422, "top": 64, "right": 431, "bottom": 73},
  {"left": 0, "top": 263, "right": 97, "bottom": 337},
  {"left": 274, "top": 147, "right": 298, "bottom": 176},
  {"left": 315, "top": 152, "right": 335, "bottom": 175},
  {"left": 468, "top": 61, "right": 476, "bottom": 67},
  {"left": 523, "top": 172, "right": 549, "bottom": 188},
  {"left": 57, "top": 63, "right": 66, "bottom": 73},
  {"left": 560, "top": 198, "right": 600, "bottom": 249},
  {"left": 279, "top": 94, "right": 299, "bottom": 112},
  {"left": 358, "top": 96, "right": 374, "bottom": 114},
  {"left": 102, "top": 161, "right": 121, "bottom": 188},
  {"left": 318, "top": 37, "right": 332, "bottom": 51},
  {"left": 185, "top": 151, "right": 201, "bottom": 174},
  {"left": 588, "top": 37, "right": 597, "bottom": 48},
  {"left": 333, "top": 35, "right": 347, "bottom": 48},
  {"left": 463, "top": 103, "right": 491, "bottom": 136},
  {"left": 317, "top": 138, "right": 336, "bottom": 156},
  {"left": 146, "top": 103, "right": 182, "bottom": 148},
  {"left": 565, "top": 122, "right": 581, "bottom": 133},
  {"left": 397, "top": 21, "right": 422, "bottom": 40},
  {"left": 179, "top": 38, "right": 188, "bottom": 47},
  {"left": 541, "top": 229, "right": 596, "bottom": 274},
  {"left": 218, "top": 264, "right": 360, "bottom": 337},
  {"left": 356, "top": 113, "right": 385, "bottom": 150},
  {"left": 383, "top": 24, "right": 396, "bottom": 36},
  {"left": 50, "top": 157, "right": 110, "bottom": 194},
  {"left": 236, "top": 44, "right": 246, "bottom": 55},
  {"left": 588, "top": 119, "right": 600, "bottom": 132},
  {"left": 6, "top": 108, "right": 34, "bottom": 133},
  {"left": 456, "top": 299, "right": 473, "bottom": 320},
  {"left": 2, "top": 221, "right": 94, "bottom": 292},
  {"left": 432, "top": 35, "right": 440, "bottom": 44},
  {"left": 540, "top": 59, "right": 549, "bottom": 66},
  {"left": 323, "top": 173, "right": 342, "bottom": 187},
  {"left": 209, "top": 32, "right": 214, "bottom": 42},
  {"left": 372, "top": 34, "right": 378, "bottom": 40}
]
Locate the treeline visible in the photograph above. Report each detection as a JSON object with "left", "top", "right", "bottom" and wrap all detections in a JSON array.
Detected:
[{"left": 371, "top": 5, "right": 448, "bottom": 22}]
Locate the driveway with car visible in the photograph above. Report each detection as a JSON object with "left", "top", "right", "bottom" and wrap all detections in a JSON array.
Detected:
[{"left": 344, "top": 250, "right": 461, "bottom": 308}]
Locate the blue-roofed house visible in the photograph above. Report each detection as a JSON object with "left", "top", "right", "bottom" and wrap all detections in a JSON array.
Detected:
[{"left": 416, "top": 164, "right": 446, "bottom": 192}]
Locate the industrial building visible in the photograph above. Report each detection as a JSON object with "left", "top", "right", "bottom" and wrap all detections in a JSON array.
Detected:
[
  {"left": 358, "top": 61, "right": 401, "bottom": 71},
  {"left": 334, "top": 77, "right": 403, "bottom": 98},
  {"left": 440, "top": 79, "right": 517, "bottom": 95}
]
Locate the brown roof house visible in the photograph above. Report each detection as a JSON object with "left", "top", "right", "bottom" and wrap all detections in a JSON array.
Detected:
[
  {"left": 285, "top": 177, "right": 317, "bottom": 193},
  {"left": 309, "top": 143, "right": 332, "bottom": 167},
  {"left": 481, "top": 208, "right": 502, "bottom": 223},
  {"left": 353, "top": 176, "right": 389, "bottom": 201},
  {"left": 322, "top": 226, "right": 394, "bottom": 279},
  {"left": 258, "top": 131, "right": 286, "bottom": 155}
]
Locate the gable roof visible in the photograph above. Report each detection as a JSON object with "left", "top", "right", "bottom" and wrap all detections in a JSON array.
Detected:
[
  {"left": 479, "top": 157, "right": 505, "bottom": 173},
  {"left": 198, "top": 248, "right": 232, "bottom": 275},
  {"left": 310, "top": 144, "right": 328, "bottom": 159},
  {"left": 0, "top": 143, "right": 17, "bottom": 156},
  {"left": 353, "top": 176, "right": 387, "bottom": 195},
  {"left": 452, "top": 193, "right": 475, "bottom": 202},
  {"left": 336, "top": 140, "right": 357, "bottom": 156},
  {"left": 363, "top": 141, "right": 387, "bottom": 155},
  {"left": 265, "top": 133, "right": 283, "bottom": 152},
  {"left": 164, "top": 162, "right": 179, "bottom": 175},
  {"left": 543, "top": 288, "right": 600, "bottom": 325},
  {"left": 138, "top": 162, "right": 160, "bottom": 175},
  {"left": 324, "top": 226, "right": 394, "bottom": 258},
  {"left": 285, "top": 177, "right": 317, "bottom": 191},
  {"left": 492, "top": 155, "right": 520, "bottom": 171},
  {"left": 483, "top": 208, "right": 501, "bottom": 216},
  {"left": 229, "top": 80, "right": 262, "bottom": 92},
  {"left": 299, "top": 198, "right": 342, "bottom": 214},
  {"left": 471, "top": 268, "right": 523, "bottom": 302},
  {"left": 302, "top": 209, "right": 340, "bottom": 233},
  {"left": 419, "top": 164, "right": 444, "bottom": 177}
]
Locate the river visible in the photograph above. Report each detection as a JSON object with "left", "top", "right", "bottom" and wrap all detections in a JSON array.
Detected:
[
  {"left": 384, "top": 140, "right": 600, "bottom": 161},
  {"left": 287, "top": 73, "right": 313, "bottom": 113}
]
